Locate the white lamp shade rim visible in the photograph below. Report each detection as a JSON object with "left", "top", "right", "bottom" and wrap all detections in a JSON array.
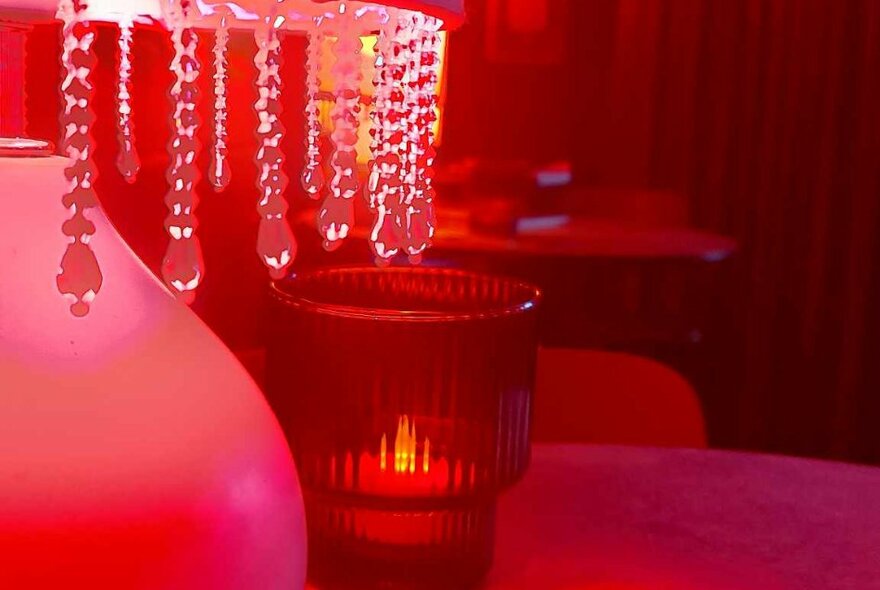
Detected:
[
  {"left": 0, "top": 0, "right": 163, "bottom": 23},
  {"left": 194, "top": 0, "right": 463, "bottom": 31},
  {"left": 1, "top": 0, "right": 463, "bottom": 28}
]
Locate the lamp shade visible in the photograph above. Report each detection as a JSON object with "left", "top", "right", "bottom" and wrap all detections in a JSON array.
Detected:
[
  {"left": 2, "top": 0, "right": 464, "bottom": 303},
  {"left": 0, "top": 0, "right": 57, "bottom": 21},
  {"left": 192, "top": 0, "right": 465, "bottom": 30},
  {"left": 382, "top": 0, "right": 464, "bottom": 26},
  {"left": 0, "top": 153, "right": 307, "bottom": 588},
  {"left": 79, "top": 0, "right": 164, "bottom": 22},
  {"left": 0, "top": 0, "right": 464, "bottom": 26},
  {"left": 0, "top": 0, "right": 163, "bottom": 22}
]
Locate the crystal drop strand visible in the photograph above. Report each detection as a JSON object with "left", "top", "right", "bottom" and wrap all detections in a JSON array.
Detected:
[
  {"left": 56, "top": 0, "right": 102, "bottom": 317},
  {"left": 162, "top": 0, "right": 204, "bottom": 304},
  {"left": 254, "top": 18, "right": 296, "bottom": 278},
  {"left": 384, "top": 13, "right": 417, "bottom": 263},
  {"left": 115, "top": 16, "right": 140, "bottom": 183},
  {"left": 399, "top": 12, "right": 426, "bottom": 263},
  {"left": 365, "top": 17, "right": 401, "bottom": 263},
  {"left": 301, "top": 24, "right": 324, "bottom": 198},
  {"left": 209, "top": 11, "right": 231, "bottom": 192},
  {"left": 317, "top": 3, "right": 363, "bottom": 252},
  {"left": 405, "top": 16, "right": 442, "bottom": 264},
  {"left": 365, "top": 21, "right": 390, "bottom": 183}
]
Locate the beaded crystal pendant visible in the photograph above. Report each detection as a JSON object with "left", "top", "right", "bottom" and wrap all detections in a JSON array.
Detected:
[{"left": 48, "top": 0, "right": 462, "bottom": 315}]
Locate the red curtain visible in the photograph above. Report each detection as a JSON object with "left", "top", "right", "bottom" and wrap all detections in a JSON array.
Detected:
[
  {"left": 621, "top": 0, "right": 880, "bottom": 462},
  {"left": 22, "top": 1, "right": 880, "bottom": 462},
  {"left": 447, "top": 0, "right": 880, "bottom": 462}
]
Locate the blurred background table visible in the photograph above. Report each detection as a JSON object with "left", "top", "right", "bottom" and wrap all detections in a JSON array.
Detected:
[
  {"left": 423, "top": 215, "right": 741, "bottom": 448},
  {"left": 486, "top": 444, "right": 880, "bottom": 589},
  {"left": 292, "top": 206, "right": 740, "bottom": 447},
  {"left": 432, "top": 216, "right": 737, "bottom": 261}
]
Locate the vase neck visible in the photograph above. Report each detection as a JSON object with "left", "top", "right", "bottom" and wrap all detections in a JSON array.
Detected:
[{"left": 0, "top": 153, "right": 173, "bottom": 362}]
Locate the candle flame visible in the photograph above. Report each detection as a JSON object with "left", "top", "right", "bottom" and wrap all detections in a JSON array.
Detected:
[
  {"left": 409, "top": 420, "right": 416, "bottom": 475},
  {"left": 423, "top": 437, "right": 430, "bottom": 474},
  {"left": 381, "top": 415, "right": 430, "bottom": 476}
]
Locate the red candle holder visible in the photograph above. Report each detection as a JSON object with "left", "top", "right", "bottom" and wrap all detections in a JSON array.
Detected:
[{"left": 267, "top": 267, "right": 541, "bottom": 589}]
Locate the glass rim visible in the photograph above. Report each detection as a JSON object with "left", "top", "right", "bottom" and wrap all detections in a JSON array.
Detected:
[
  {"left": 270, "top": 266, "right": 541, "bottom": 323},
  {"left": 0, "top": 137, "right": 54, "bottom": 158}
]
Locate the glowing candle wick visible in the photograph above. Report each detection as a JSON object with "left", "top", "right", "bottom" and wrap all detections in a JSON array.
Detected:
[{"left": 409, "top": 420, "right": 417, "bottom": 475}]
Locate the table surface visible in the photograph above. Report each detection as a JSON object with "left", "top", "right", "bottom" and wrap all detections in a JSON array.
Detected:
[
  {"left": 485, "top": 444, "right": 880, "bottom": 590},
  {"left": 296, "top": 210, "right": 738, "bottom": 262},
  {"left": 305, "top": 444, "right": 880, "bottom": 589},
  {"left": 432, "top": 218, "right": 739, "bottom": 261}
]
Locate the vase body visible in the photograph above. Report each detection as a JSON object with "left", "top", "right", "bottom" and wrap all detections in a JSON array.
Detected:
[{"left": 0, "top": 154, "right": 307, "bottom": 589}]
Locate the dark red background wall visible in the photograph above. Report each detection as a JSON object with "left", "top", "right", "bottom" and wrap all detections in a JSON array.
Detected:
[
  {"left": 450, "top": 0, "right": 880, "bottom": 464},
  {"left": 24, "top": 0, "right": 880, "bottom": 463}
]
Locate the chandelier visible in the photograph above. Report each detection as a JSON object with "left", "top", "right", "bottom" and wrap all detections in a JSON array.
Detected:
[{"left": 1, "top": 0, "right": 463, "bottom": 315}]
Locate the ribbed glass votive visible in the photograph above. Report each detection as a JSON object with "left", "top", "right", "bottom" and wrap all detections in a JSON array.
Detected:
[{"left": 267, "top": 267, "right": 540, "bottom": 589}]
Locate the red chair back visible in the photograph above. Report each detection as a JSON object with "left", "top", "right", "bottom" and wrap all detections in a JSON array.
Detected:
[{"left": 533, "top": 348, "right": 707, "bottom": 447}]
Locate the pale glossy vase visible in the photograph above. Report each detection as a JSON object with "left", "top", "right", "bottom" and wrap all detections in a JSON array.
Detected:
[{"left": 0, "top": 152, "right": 307, "bottom": 589}]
